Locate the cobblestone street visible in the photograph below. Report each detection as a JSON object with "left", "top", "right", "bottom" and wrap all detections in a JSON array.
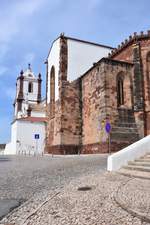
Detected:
[
  {"left": 0, "top": 154, "right": 107, "bottom": 220},
  {"left": 0, "top": 155, "right": 150, "bottom": 225}
]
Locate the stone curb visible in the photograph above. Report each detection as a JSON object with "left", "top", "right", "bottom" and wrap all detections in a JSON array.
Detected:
[{"left": 114, "top": 177, "right": 150, "bottom": 223}]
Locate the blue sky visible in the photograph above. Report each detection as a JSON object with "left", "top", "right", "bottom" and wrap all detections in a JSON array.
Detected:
[{"left": 0, "top": 0, "right": 150, "bottom": 143}]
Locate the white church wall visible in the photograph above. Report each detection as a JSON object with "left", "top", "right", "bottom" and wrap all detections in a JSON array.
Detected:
[
  {"left": 47, "top": 38, "right": 60, "bottom": 103},
  {"left": 5, "top": 120, "right": 46, "bottom": 155},
  {"left": 67, "top": 39, "right": 111, "bottom": 81},
  {"left": 16, "top": 120, "right": 46, "bottom": 155},
  {"left": 5, "top": 122, "right": 17, "bottom": 155},
  {"left": 47, "top": 37, "right": 112, "bottom": 102}
]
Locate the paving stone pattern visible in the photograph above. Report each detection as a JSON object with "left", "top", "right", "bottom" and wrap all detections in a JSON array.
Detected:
[{"left": 0, "top": 155, "right": 150, "bottom": 225}]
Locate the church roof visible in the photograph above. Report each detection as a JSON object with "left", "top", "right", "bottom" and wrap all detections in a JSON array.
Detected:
[
  {"left": 17, "top": 117, "right": 47, "bottom": 123},
  {"left": 64, "top": 35, "right": 114, "bottom": 49}
]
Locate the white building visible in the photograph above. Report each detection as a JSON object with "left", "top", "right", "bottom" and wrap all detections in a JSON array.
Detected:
[
  {"left": 5, "top": 65, "right": 46, "bottom": 155},
  {"left": 46, "top": 34, "right": 113, "bottom": 103}
]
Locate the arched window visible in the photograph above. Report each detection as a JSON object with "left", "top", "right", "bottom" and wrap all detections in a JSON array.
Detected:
[
  {"left": 147, "top": 52, "right": 150, "bottom": 72},
  {"left": 50, "top": 66, "right": 55, "bottom": 117},
  {"left": 28, "top": 82, "right": 33, "bottom": 93},
  {"left": 146, "top": 52, "right": 150, "bottom": 102},
  {"left": 117, "top": 75, "right": 124, "bottom": 106}
]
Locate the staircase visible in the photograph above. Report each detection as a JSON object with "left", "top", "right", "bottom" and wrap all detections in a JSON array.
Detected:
[
  {"left": 111, "top": 108, "right": 139, "bottom": 143},
  {"left": 119, "top": 153, "right": 150, "bottom": 179}
]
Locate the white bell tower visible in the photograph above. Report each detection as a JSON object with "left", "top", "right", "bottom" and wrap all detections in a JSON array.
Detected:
[{"left": 14, "top": 64, "right": 42, "bottom": 118}]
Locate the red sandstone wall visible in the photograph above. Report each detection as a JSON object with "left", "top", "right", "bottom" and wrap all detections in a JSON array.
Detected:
[
  {"left": 81, "top": 60, "right": 134, "bottom": 153},
  {"left": 112, "top": 40, "right": 150, "bottom": 137},
  {"left": 45, "top": 100, "right": 61, "bottom": 152},
  {"left": 140, "top": 40, "right": 150, "bottom": 111},
  {"left": 112, "top": 45, "right": 133, "bottom": 63},
  {"left": 82, "top": 63, "right": 107, "bottom": 148},
  {"left": 61, "top": 79, "right": 82, "bottom": 146},
  {"left": 140, "top": 39, "right": 150, "bottom": 134}
]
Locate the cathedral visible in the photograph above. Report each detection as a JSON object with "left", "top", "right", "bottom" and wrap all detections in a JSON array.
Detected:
[
  {"left": 5, "top": 30, "right": 150, "bottom": 155},
  {"left": 45, "top": 31, "right": 150, "bottom": 154}
]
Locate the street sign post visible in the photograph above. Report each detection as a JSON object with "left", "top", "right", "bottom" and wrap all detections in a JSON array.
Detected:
[
  {"left": 35, "top": 134, "right": 40, "bottom": 139},
  {"left": 34, "top": 134, "right": 40, "bottom": 155},
  {"left": 105, "top": 122, "right": 111, "bottom": 154}
]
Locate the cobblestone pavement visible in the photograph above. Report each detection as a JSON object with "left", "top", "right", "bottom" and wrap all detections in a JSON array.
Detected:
[
  {"left": 0, "top": 154, "right": 107, "bottom": 219},
  {"left": 0, "top": 156, "right": 150, "bottom": 225},
  {"left": 1, "top": 169, "right": 150, "bottom": 225}
]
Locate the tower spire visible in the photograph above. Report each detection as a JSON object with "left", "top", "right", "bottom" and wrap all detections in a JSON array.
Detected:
[{"left": 28, "top": 63, "right": 31, "bottom": 71}]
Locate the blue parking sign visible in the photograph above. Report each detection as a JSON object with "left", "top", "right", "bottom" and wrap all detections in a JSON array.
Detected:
[
  {"left": 105, "top": 122, "right": 111, "bottom": 133},
  {"left": 35, "top": 134, "right": 40, "bottom": 139}
]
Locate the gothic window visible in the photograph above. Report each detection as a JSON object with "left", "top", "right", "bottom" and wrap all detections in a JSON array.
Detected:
[
  {"left": 147, "top": 52, "right": 150, "bottom": 73},
  {"left": 146, "top": 52, "right": 150, "bottom": 101},
  {"left": 117, "top": 75, "right": 124, "bottom": 106},
  {"left": 50, "top": 66, "right": 55, "bottom": 117},
  {"left": 28, "top": 82, "right": 33, "bottom": 93}
]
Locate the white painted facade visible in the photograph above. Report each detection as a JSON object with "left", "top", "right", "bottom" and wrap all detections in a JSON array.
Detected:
[
  {"left": 67, "top": 39, "right": 111, "bottom": 81},
  {"left": 5, "top": 65, "right": 46, "bottom": 155},
  {"left": 107, "top": 135, "right": 150, "bottom": 171},
  {"left": 47, "top": 36, "right": 112, "bottom": 103},
  {"left": 47, "top": 39, "right": 60, "bottom": 103},
  {"left": 5, "top": 120, "right": 46, "bottom": 155}
]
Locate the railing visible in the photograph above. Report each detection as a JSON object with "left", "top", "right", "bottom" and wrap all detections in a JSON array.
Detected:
[{"left": 17, "top": 144, "right": 44, "bottom": 156}]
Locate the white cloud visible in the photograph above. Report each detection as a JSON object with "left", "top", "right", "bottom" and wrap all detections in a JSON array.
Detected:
[
  {"left": 0, "top": 0, "right": 47, "bottom": 65},
  {"left": 0, "top": 0, "right": 45, "bottom": 43}
]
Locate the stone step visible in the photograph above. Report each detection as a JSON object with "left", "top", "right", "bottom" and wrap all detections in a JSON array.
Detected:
[
  {"left": 118, "top": 109, "right": 134, "bottom": 116},
  {"left": 111, "top": 132, "right": 139, "bottom": 141},
  {"left": 118, "top": 168, "right": 150, "bottom": 179},
  {"left": 111, "top": 127, "right": 138, "bottom": 133},
  {"left": 115, "top": 123, "right": 137, "bottom": 128},
  {"left": 115, "top": 119, "right": 136, "bottom": 124},
  {"left": 128, "top": 161, "right": 150, "bottom": 167},
  {"left": 123, "top": 165, "right": 150, "bottom": 172},
  {"left": 140, "top": 156, "right": 150, "bottom": 160},
  {"left": 135, "top": 158, "right": 150, "bottom": 163}
]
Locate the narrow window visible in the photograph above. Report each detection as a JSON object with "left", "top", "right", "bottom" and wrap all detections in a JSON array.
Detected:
[
  {"left": 28, "top": 82, "right": 33, "bottom": 93},
  {"left": 50, "top": 66, "right": 55, "bottom": 117},
  {"left": 146, "top": 52, "right": 150, "bottom": 101},
  {"left": 147, "top": 52, "right": 150, "bottom": 74},
  {"left": 117, "top": 77, "right": 124, "bottom": 106}
]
